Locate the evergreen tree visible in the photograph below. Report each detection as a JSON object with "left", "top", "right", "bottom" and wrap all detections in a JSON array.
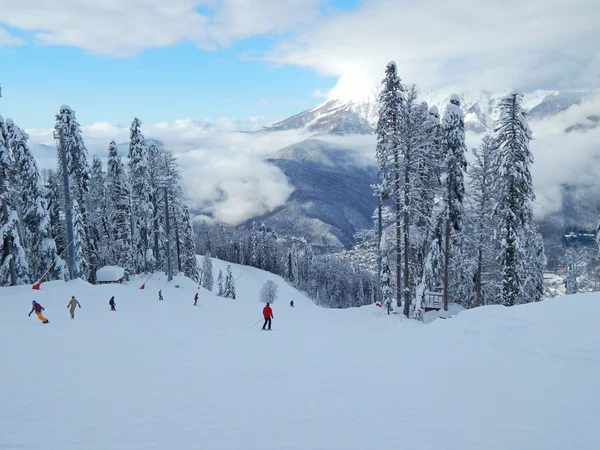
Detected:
[
  {"left": 468, "top": 134, "right": 501, "bottom": 306},
  {"left": 180, "top": 204, "right": 199, "bottom": 281},
  {"left": 217, "top": 269, "right": 224, "bottom": 296},
  {"left": 357, "top": 277, "right": 366, "bottom": 304},
  {"left": 380, "top": 238, "right": 394, "bottom": 313},
  {"left": 291, "top": 243, "right": 300, "bottom": 287},
  {"left": 201, "top": 253, "right": 214, "bottom": 291},
  {"left": 250, "top": 221, "right": 258, "bottom": 267},
  {"left": 147, "top": 143, "right": 165, "bottom": 266},
  {"left": 128, "top": 118, "right": 153, "bottom": 273},
  {"left": 6, "top": 119, "right": 66, "bottom": 281},
  {"left": 493, "top": 93, "right": 544, "bottom": 306},
  {"left": 441, "top": 94, "right": 467, "bottom": 311},
  {"left": 72, "top": 199, "right": 89, "bottom": 280},
  {"left": 55, "top": 105, "right": 91, "bottom": 280},
  {"left": 106, "top": 141, "right": 134, "bottom": 274},
  {"left": 398, "top": 87, "right": 432, "bottom": 315},
  {"left": 0, "top": 115, "right": 29, "bottom": 285},
  {"left": 54, "top": 106, "right": 90, "bottom": 213},
  {"left": 223, "top": 265, "right": 236, "bottom": 299},
  {"left": 87, "top": 155, "right": 109, "bottom": 273},
  {"left": 376, "top": 61, "right": 404, "bottom": 309},
  {"left": 44, "top": 169, "right": 67, "bottom": 261}
]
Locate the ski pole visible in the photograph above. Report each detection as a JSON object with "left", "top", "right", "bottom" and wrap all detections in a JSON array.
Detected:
[{"left": 251, "top": 318, "right": 263, "bottom": 328}]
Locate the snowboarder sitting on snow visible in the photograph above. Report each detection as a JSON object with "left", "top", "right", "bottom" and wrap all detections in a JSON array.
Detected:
[
  {"left": 109, "top": 296, "right": 116, "bottom": 311},
  {"left": 67, "top": 296, "right": 81, "bottom": 319},
  {"left": 290, "top": 300, "right": 294, "bottom": 307},
  {"left": 262, "top": 303, "right": 274, "bottom": 331},
  {"left": 29, "top": 301, "right": 49, "bottom": 323},
  {"left": 194, "top": 292, "right": 199, "bottom": 306}
]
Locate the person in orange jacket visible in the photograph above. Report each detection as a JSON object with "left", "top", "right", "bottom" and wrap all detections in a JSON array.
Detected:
[{"left": 262, "top": 303, "right": 273, "bottom": 331}]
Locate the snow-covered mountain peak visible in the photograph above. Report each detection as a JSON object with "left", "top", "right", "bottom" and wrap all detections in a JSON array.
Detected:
[{"left": 266, "top": 86, "right": 593, "bottom": 135}]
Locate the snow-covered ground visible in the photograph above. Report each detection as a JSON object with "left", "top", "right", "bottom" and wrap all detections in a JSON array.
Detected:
[{"left": 1, "top": 258, "right": 599, "bottom": 450}]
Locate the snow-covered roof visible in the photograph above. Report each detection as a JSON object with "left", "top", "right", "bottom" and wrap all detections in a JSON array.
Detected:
[{"left": 96, "top": 266, "right": 125, "bottom": 282}]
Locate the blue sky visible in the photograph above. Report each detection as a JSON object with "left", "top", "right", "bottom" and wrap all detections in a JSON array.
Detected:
[
  {"left": 0, "top": 0, "right": 597, "bottom": 129},
  {"left": 0, "top": 30, "right": 341, "bottom": 129}
]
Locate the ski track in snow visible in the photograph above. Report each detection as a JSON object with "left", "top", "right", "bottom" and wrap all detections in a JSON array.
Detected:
[{"left": 1, "top": 258, "right": 599, "bottom": 450}]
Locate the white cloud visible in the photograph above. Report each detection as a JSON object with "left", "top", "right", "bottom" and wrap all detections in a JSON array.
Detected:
[
  {"left": 255, "top": 97, "right": 277, "bottom": 106},
  {"left": 527, "top": 94, "right": 600, "bottom": 218},
  {"left": 312, "top": 88, "right": 330, "bottom": 98},
  {"left": 0, "top": 0, "right": 323, "bottom": 56},
  {"left": 266, "top": 0, "right": 600, "bottom": 93},
  {"left": 0, "top": 27, "right": 23, "bottom": 46},
  {"left": 25, "top": 117, "right": 310, "bottom": 225}
]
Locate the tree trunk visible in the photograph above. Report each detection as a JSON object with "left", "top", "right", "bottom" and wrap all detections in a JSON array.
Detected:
[
  {"left": 394, "top": 152, "right": 402, "bottom": 308},
  {"left": 403, "top": 160, "right": 411, "bottom": 317},
  {"left": 443, "top": 215, "right": 450, "bottom": 311},
  {"left": 377, "top": 194, "right": 382, "bottom": 304},
  {"left": 475, "top": 247, "right": 483, "bottom": 307}
]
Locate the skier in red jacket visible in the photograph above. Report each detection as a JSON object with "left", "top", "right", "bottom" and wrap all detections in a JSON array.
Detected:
[
  {"left": 262, "top": 303, "right": 273, "bottom": 331},
  {"left": 194, "top": 292, "right": 199, "bottom": 306}
]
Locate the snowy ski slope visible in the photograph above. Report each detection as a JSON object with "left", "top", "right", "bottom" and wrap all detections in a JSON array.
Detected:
[{"left": 1, "top": 258, "right": 599, "bottom": 450}]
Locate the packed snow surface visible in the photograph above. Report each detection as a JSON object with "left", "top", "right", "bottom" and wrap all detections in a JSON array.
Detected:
[{"left": 1, "top": 258, "right": 599, "bottom": 450}]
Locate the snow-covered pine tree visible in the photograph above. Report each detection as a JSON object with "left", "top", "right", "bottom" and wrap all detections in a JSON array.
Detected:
[
  {"left": 217, "top": 269, "right": 224, "bottom": 296},
  {"left": 250, "top": 221, "right": 258, "bottom": 267},
  {"left": 467, "top": 134, "right": 501, "bottom": 306},
  {"left": 380, "top": 238, "right": 394, "bottom": 313},
  {"left": 201, "top": 253, "right": 214, "bottom": 291},
  {"left": 180, "top": 204, "right": 199, "bottom": 281},
  {"left": 147, "top": 143, "right": 165, "bottom": 266},
  {"left": 55, "top": 106, "right": 90, "bottom": 214},
  {"left": 520, "top": 224, "right": 546, "bottom": 302},
  {"left": 376, "top": 61, "right": 404, "bottom": 309},
  {"left": 55, "top": 105, "right": 92, "bottom": 280},
  {"left": 87, "top": 155, "right": 109, "bottom": 275},
  {"left": 106, "top": 141, "right": 134, "bottom": 274},
  {"left": 71, "top": 199, "right": 89, "bottom": 280},
  {"left": 564, "top": 245, "right": 591, "bottom": 295},
  {"left": 357, "top": 277, "right": 366, "bottom": 304},
  {"left": 44, "top": 169, "right": 67, "bottom": 258},
  {"left": 6, "top": 120, "right": 67, "bottom": 282},
  {"left": 0, "top": 115, "right": 29, "bottom": 285},
  {"left": 399, "top": 86, "right": 432, "bottom": 315},
  {"left": 493, "top": 93, "right": 544, "bottom": 306},
  {"left": 223, "top": 265, "right": 236, "bottom": 299},
  {"left": 128, "top": 118, "right": 153, "bottom": 273},
  {"left": 291, "top": 243, "right": 300, "bottom": 288},
  {"left": 441, "top": 94, "right": 467, "bottom": 311}
]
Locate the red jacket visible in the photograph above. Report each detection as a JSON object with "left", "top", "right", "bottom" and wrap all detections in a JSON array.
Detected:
[{"left": 263, "top": 305, "right": 273, "bottom": 319}]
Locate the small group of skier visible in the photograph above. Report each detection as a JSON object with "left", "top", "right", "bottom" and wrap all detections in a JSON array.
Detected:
[
  {"left": 28, "top": 295, "right": 118, "bottom": 323},
  {"left": 28, "top": 291, "right": 293, "bottom": 329}
]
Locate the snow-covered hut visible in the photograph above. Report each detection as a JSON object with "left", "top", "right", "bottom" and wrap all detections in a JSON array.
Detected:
[{"left": 96, "top": 266, "right": 126, "bottom": 285}]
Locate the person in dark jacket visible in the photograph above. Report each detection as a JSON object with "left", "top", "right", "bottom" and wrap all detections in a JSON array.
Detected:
[
  {"left": 262, "top": 303, "right": 273, "bottom": 330},
  {"left": 29, "top": 301, "right": 49, "bottom": 323},
  {"left": 290, "top": 300, "right": 294, "bottom": 307},
  {"left": 194, "top": 293, "right": 199, "bottom": 306},
  {"left": 109, "top": 296, "right": 116, "bottom": 311}
]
